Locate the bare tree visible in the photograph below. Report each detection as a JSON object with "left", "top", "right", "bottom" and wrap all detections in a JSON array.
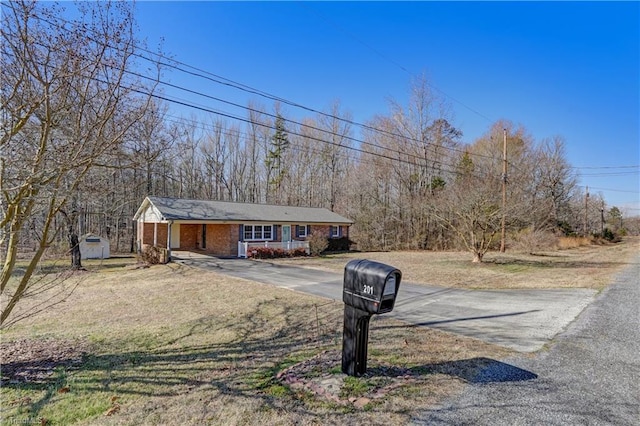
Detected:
[
  {"left": 430, "top": 151, "right": 503, "bottom": 262},
  {"left": 1, "top": 0, "right": 159, "bottom": 327},
  {"left": 200, "top": 117, "right": 230, "bottom": 200},
  {"left": 127, "top": 100, "right": 174, "bottom": 196},
  {"left": 286, "top": 117, "right": 323, "bottom": 207},
  {"left": 533, "top": 136, "right": 578, "bottom": 230},
  {"left": 317, "top": 100, "right": 353, "bottom": 211},
  {"left": 352, "top": 74, "right": 461, "bottom": 250},
  {"left": 245, "top": 102, "right": 269, "bottom": 203},
  {"left": 174, "top": 116, "right": 204, "bottom": 199},
  {"left": 222, "top": 123, "right": 244, "bottom": 201},
  {"left": 347, "top": 135, "right": 398, "bottom": 251}
]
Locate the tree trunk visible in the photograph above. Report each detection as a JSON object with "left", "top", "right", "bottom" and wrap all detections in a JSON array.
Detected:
[{"left": 70, "top": 233, "right": 82, "bottom": 270}]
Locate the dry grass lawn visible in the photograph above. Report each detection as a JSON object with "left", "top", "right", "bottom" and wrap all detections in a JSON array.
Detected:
[
  {"left": 2, "top": 258, "right": 513, "bottom": 425},
  {"left": 2, "top": 239, "right": 635, "bottom": 424},
  {"left": 269, "top": 237, "right": 640, "bottom": 290}
]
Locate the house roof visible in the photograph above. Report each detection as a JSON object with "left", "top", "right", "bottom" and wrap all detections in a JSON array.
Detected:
[{"left": 134, "top": 196, "right": 353, "bottom": 225}]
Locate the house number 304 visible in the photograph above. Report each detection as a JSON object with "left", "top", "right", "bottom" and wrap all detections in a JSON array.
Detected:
[{"left": 363, "top": 285, "right": 374, "bottom": 295}]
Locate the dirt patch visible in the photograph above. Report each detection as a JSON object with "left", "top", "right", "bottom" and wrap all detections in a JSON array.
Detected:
[
  {"left": 277, "top": 350, "right": 416, "bottom": 407},
  {"left": 0, "top": 337, "right": 91, "bottom": 384}
]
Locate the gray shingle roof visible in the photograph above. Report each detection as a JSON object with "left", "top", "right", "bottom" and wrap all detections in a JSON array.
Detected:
[{"left": 137, "top": 196, "right": 353, "bottom": 224}]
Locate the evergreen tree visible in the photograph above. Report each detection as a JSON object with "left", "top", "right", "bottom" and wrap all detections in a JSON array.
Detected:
[{"left": 266, "top": 114, "right": 290, "bottom": 203}]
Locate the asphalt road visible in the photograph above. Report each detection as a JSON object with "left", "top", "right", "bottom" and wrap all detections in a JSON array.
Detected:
[
  {"left": 172, "top": 251, "right": 597, "bottom": 353},
  {"left": 412, "top": 253, "right": 640, "bottom": 425}
]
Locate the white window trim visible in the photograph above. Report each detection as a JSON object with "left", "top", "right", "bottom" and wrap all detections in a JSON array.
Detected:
[
  {"left": 298, "top": 224, "right": 308, "bottom": 238},
  {"left": 243, "top": 224, "right": 274, "bottom": 241},
  {"left": 331, "top": 225, "right": 341, "bottom": 238}
]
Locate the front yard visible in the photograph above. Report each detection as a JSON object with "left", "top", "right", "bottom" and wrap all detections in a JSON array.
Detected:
[
  {"left": 2, "top": 238, "right": 636, "bottom": 424},
  {"left": 1, "top": 260, "right": 512, "bottom": 425}
]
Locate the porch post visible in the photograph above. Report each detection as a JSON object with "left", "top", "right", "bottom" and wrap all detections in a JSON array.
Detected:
[
  {"left": 166, "top": 221, "right": 172, "bottom": 262},
  {"left": 239, "top": 242, "right": 248, "bottom": 258},
  {"left": 153, "top": 223, "right": 158, "bottom": 246}
]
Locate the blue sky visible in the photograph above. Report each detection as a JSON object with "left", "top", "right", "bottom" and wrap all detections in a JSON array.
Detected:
[{"left": 134, "top": 1, "right": 639, "bottom": 213}]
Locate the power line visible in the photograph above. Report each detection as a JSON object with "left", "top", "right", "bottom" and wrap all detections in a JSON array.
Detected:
[
  {"left": 159, "top": 112, "right": 487, "bottom": 181},
  {"left": 578, "top": 171, "right": 639, "bottom": 177},
  {"left": 144, "top": 53, "right": 497, "bottom": 164},
  {"left": 14, "top": 2, "right": 632, "bottom": 187},
  {"left": 124, "top": 67, "right": 440, "bottom": 166},
  {"left": 10, "top": 0, "right": 639, "bottom": 180},
  {"left": 130, "top": 52, "right": 489, "bottom": 165},
  {"left": 21, "top": 4, "right": 501, "bottom": 167},
  {"left": 5, "top": 30, "right": 395, "bottom": 163},
  {"left": 130, "top": 88, "right": 431, "bottom": 168},
  {"left": 572, "top": 165, "right": 639, "bottom": 170},
  {"left": 11, "top": 22, "right": 478, "bottom": 179},
  {"left": 580, "top": 186, "right": 639, "bottom": 194},
  {"left": 141, "top": 88, "right": 489, "bottom": 181},
  {"left": 298, "top": 2, "right": 495, "bottom": 123}
]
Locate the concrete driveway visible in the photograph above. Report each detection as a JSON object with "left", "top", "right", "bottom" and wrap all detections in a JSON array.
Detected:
[
  {"left": 172, "top": 251, "right": 597, "bottom": 353},
  {"left": 413, "top": 254, "right": 640, "bottom": 425}
]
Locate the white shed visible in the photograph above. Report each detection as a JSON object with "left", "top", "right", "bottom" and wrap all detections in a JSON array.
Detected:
[{"left": 79, "top": 234, "right": 110, "bottom": 260}]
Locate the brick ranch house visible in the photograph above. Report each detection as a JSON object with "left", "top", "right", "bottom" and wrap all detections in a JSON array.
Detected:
[{"left": 133, "top": 196, "right": 353, "bottom": 259}]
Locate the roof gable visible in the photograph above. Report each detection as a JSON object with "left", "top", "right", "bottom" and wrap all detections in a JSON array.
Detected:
[{"left": 134, "top": 197, "right": 353, "bottom": 225}]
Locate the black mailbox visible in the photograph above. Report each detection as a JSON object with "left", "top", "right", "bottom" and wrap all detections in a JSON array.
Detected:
[
  {"left": 342, "top": 259, "right": 402, "bottom": 376},
  {"left": 343, "top": 259, "right": 401, "bottom": 314}
]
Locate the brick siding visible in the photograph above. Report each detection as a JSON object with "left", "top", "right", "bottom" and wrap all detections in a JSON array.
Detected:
[
  {"left": 205, "top": 224, "right": 238, "bottom": 256},
  {"left": 141, "top": 222, "right": 168, "bottom": 248},
  {"left": 180, "top": 224, "right": 199, "bottom": 250}
]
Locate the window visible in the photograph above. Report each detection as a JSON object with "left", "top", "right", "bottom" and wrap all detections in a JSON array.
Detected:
[
  {"left": 243, "top": 224, "right": 273, "bottom": 241},
  {"left": 263, "top": 225, "right": 272, "bottom": 239},
  {"left": 297, "top": 225, "right": 308, "bottom": 238},
  {"left": 331, "top": 225, "right": 341, "bottom": 238}
]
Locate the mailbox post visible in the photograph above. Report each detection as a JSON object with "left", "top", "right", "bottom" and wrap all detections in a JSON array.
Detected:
[{"left": 342, "top": 259, "right": 401, "bottom": 376}]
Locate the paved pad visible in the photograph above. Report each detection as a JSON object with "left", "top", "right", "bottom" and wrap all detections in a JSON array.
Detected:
[
  {"left": 173, "top": 252, "right": 597, "bottom": 352},
  {"left": 413, "top": 254, "right": 640, "bottom": 424},
  {"left": 393, "top": 284, "right": 596, "bottom": 352}
]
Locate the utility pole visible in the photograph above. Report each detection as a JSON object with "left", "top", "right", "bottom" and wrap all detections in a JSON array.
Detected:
[
  {"left": 500, "top": 128, "right": 507, "bottom": 252},
  {"left": 584, "top": 186, "right": 589, "bottom": 236},
  {"left": 600, "top": 200, "right": 605, "bottom": 235}
]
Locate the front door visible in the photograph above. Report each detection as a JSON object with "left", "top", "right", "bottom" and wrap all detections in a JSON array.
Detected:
[{"left": 282, "top": 225, "right": 291, "bottom": 242}]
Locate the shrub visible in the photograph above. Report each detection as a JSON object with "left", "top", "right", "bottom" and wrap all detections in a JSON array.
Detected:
[
  {"left": 557, "top": 236, "right": 592, "bottom": 250},
  {"left": 509, "top": 228, "right": 557, "bottom": 252},
  {"left": 327, "top": 236, "right": 354, "bottom": 252},
  {"left": 249, "top": 246, "right": 308, "bottom": 259},
  {"left": 250, "top": 247, "right": 275, "bottom": 259},
  {"left": 602, "top": 228, "right": 619, "bottom": 242},
  {"left": 557, "top": 221, "right": 577, "bottom": 237},
  {"left": 308, "top": 232, "right": 329, "bottom": 256},
  {"left": 290, "top": 247, "right": 308, "bottom": 257},
  {"left": 139, "top": 245, "right": 165, "bottom": 264}
]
